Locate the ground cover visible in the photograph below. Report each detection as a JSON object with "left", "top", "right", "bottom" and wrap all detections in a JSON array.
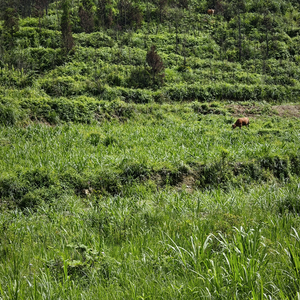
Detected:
[
  {"left": 1, "top": 175, "right": 300, "bottom": 299},
  {"left": 1, "top": 108, "right": 300, "bottom": 298},
  {"left": 1, "top": 0, "right": 300, "bottom": 298}
]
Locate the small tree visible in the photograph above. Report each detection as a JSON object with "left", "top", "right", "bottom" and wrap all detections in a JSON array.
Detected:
[
  {"left": 96, "top": 0, "right": 114, "bottom": 28},
  {"left": 178, "top": 0, "right": 189, "bottom": 9},
  {"left": 262, "top": 11, "right": 274, "bottom": 61},
  {"left": 146, "top": 45, "right": 165, "bottom": 86},
  {"left": 79, "top": 0, "right": 95, "bottom": 33},
  {"left": 61, "top": 0, "right": 74, "bottom": 54},
  {"left": 117, "top": 0, "right": 142, "bottom": 30},
  {"left": 33, "top": 0, "right": 49, "bottom": 30},
  {"left": 235, "top": 0, "right": 246, "bottom": 62},
  {"left": 157, "top": 0, "right": 167, "bottom": 24},
  {"left": 2, "top": 7, "right": 19, "bottom": 48},
  {"left": 19, "top": 0, "right": 32, "bottom": 17}
]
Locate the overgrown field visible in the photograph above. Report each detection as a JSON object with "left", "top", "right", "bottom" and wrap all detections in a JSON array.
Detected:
[
  {"left": 1, "top": 0, "right": 300, "bottom": 298},
  {"left": 1, "top": 110, "right": 300, "bottom": 298}
]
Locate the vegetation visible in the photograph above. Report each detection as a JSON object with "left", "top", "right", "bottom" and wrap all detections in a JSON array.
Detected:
[{"left": 0, "top": 0, "right": 300, "bottom": 298}]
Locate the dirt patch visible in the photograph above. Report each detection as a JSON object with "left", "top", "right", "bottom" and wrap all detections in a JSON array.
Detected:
[
  {"left": 228, "top": 104, "right": 300, "bottom": 118},
  {"left": 273, "top": 105, "right": 300, "bottom": 117},
  {"left": 175, "top": 175, "right": 195, "bottom": 193}
]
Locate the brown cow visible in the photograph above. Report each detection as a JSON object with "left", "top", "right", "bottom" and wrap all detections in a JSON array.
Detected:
[
  {"left": 232, "top": 117, "right": 250, "bottom": 129},
  {"left": 207, "top": 9, "right": 215, "bottom": 15}
]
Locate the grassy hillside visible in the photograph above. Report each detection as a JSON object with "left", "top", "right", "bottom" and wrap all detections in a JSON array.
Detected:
[
  {"left": 1, "top": 0, "right": 300, "bottom": 298},
  {"left": 0, "top": 0, "right": 300, "bottom": 122}
]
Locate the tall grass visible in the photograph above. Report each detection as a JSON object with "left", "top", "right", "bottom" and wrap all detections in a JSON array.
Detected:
[{"left": 1, "top": 181, "right": 300, "bottom": 298}]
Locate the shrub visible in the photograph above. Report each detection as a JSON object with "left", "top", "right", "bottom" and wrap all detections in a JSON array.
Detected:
[
  {"left": 0, "top": 168, "right": 62, "bottom": 209},
  {"left": 103, "top": 135, "right": 118, "bottom": 147},
  {"left": 87, "top": 132, "right": 103, "bottom": 146},
  {"left": 120, "top": 162, "right": 150, "bottom": 182},
  {"left": 19, "top": 186, "right": 62, "bottom": 209},
  {"left": 0, "top": 102, "right": 20, "bottom": 126},
  {"left": 191, "top": 102, "right": 228, "bottom": 115}
]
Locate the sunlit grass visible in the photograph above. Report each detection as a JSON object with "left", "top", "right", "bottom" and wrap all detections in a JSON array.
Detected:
[
  {"left": 1, "top": 114, "right": 299, "bottom": 175},
  {"left": 1, "top": 181, "right": 300, "bottom": 298},
  {"left": 1, "top": 110, "right": 300, "bottom": 298}
]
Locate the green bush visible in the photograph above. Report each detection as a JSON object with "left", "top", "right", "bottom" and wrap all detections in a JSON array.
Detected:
[
  {"left": 0, "top": 168, "right": 62, "bottom": 209},
  {"left": 19, "top": 186, "right": 62, "bottom": 209},
  {"left": 0, "top": 102, "right": 20, "bottom": 126},
  {"left": 87, "top": 132, "right": 102, "bottom": 146}
]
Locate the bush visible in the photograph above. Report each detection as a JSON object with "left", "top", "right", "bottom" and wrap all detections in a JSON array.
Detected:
[
  {"left": 0, "top": 102, "right": 20, "bottom": 126},
  {"left": 0, "top": 168, "right": 62, "bottom": 209},
  {"left": 19, "top": 186, "right": 62, "bottom": 209},
  {"left": 87, "top": 132, "right": 103, "bottom": 146},
  {"left": 120, "top": 162, "right": 150, "bottom": 182},
  {"left": 191, "top": 101, "right": 228, "bottom": 115}
]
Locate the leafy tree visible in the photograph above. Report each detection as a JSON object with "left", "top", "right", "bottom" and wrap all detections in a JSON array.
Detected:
[
  {"left": 61, "top": 0, "right": 74, "bottom": 54},
  {"left": 79, "top": 0, "right": 95, "bottom": 33},
  {"left": 19, "top": 0, "right": 33, "bottom": 17},
  {"left": 146, "top": 45, "right": 165, "bottom": 86},
  {"left": 261, "top": 11, "right": 274, "bottom": 61},
  {"left": 178, "top": 0, "right": 189, "bottom": 9},
  {"left": 157, "top": 0, "right": 167, "bottom": 24},
  {"left": 33, "top": 0, "right": 49, "bottom": 30},
  {"left": 117, "top": 0, "right": 142, "bottom": 30},
  {"left": 96, "top": 0, "right": 114, "bottom": 28},
  {"left": 2, "top": 6, "right": 19, "bottom": 48},
  {"left": 170, "top": 8, "right": 183, "bottom": 55},
  {"left": 235, "top": 0, "right": 246, "bottom": 61},
  {"left": 169, "top": 0, "right": 189, "bottom": 9}
]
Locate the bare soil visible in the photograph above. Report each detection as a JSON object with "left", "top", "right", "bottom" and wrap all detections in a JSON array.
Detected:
[
  {"left": 272, "top": 105, "right": 300, "bottom": 117},
  {"left": 228, "top": 104, "right": 300, "bottom": 118}
]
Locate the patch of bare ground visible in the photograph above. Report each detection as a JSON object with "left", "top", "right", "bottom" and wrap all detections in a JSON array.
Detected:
[
  {"left": 175, "top": 175, "right": 195, "bottom": 193},
  {"left": 272, "top": 105, "right": 300, "bottom": 117},
  {"left": 228, "top": 104, "right": 300, "bottom": 118}
]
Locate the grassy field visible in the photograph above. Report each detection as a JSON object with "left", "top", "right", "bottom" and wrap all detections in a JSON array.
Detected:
[
  {"left": 1, "top": 0, "right": 300, "bottom": 298},
  {"left": 1, "top": 107, "right": 300, "bottom": 299}
]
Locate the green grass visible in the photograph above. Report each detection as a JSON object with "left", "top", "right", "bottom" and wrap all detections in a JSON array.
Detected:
[
  {"left": 1, "top": 113, "right": 299, "bottom": 173},
  {"left": 0, "top": 110, "right": 300, "bottom": 298},
  {"left": 1, "top": 2, "right": 300, "bottom": 297},
  {"left": 1, "top": 180, "right": 300, "bottom": 299}
]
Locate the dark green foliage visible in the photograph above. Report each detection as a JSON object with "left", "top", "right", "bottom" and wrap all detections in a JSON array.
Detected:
[
  {"left": 96, "top": 0, "right": 114, "bottom": 29},
  {"left": 128, "top": 68, "right": 151, "bottom": 89},
  {"left": 260, "top": 155, "right": 290, "bottom": 180},
  {"left": 87, "top": 132, "right": 102, "bottom": 146},
  {"left": 278, "top": 184, "right": 300, "bottom": 214},
  {"left": 192, "top": 101, "right": 228, "bottom": 115},
  {"left": 103, "top": 135, "right": 118, "bottom": 146},
  {"left": 158, "top": 167, "right": 188, "bottom": 186},
  {"left": 0, "top": 168, "right": 62, "bottom": 209},
  {"left": 19, "top": 186, "right": 62, "bottom": 209},
  {"left": 75, "top": 31, "right": 115, "bottom": 48},
  {"left": 0, "top": 102, "right": 20, "bottom": 126},
  {"left": 117, "top": 0, "right": 143, "bottom": 30},
  {"left": 146, "top": 45, "right": 165, "bottom": 87},
  {"left": 195, "top": 154, "right": 297, "bottom": 189},
  {"left": 78, "top": 0, "right": 95, "bottom": 33},
  {"left": 88, "top": 170, "right": 122, "bottom": 195},
  {"left": 2, "top": 7, "right": 19, "bottom": 48},
  {"left": 61, "top": 0, "right": 74, "bottom": 54},
  {"left": 120, "top": 162, "right": 150, "bottom": 182}
]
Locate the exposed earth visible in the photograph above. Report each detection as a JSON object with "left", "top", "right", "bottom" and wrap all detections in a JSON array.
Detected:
[{"left": 228, "top": 104, "right": 300, "bottom": 118}]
